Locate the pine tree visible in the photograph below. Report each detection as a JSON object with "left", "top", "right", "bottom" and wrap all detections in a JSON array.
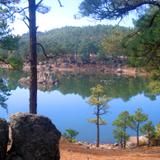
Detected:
[
  {"left": 88, "top": 84, "right": 110, "bottom": 147},
  {"left": 113, "top": 111, "right": 132, "bottom": 148},
  {"left": 140, "top": 121, "right": 155, "bottom": 147},
  {"left": 131, "top": 108, "right": 148, "bottom": 146}
]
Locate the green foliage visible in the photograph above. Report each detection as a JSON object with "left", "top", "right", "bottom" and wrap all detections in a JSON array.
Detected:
[
  {"left": 79, "top": 0, "right": 159, "bottom": 20},
  {"left": 0, "top": 20, "right": 9, "bottom": 38},
  {"left": 146, "top": 80, "right": 160, "bottom": 96},
  {"left": 131, "top": 108, "right": 148, "bottom": 146},
  {"left": 123, "top": 8, "right": 160, "bottom": 76},
  {"left": 100, "top": 29, "right": 130, "bottom": 56},
  {"left": 89, "top": 84, "right": 110, "bottom": 107},
  {"left": 113, "top": 128, "right": 129, "bottom": 148},
  {"left": 0, "top": 35, "right": 20, "bottom": 50},
  {"left": 17, "top": 25, "right": 130, "bottom": 62},
  {"left": 88, "top": 117, "right": 106, "bottom": 125},
  {"left": 0, "top": 1, "right": 20, "bottom": 44},
  {"left": 113, "top": 111, "right": 132, "bottom": 128},
  {"left": 131, "top": 108, "right": 148, "bottom": 128},
  {"left": 63, "top": 129, "right": 79, "bottom": 142},
  {"left": 140, "top": 121, "right": 155, "bottom": 146},
  {"left": 0, "top": 3, "right": 21, "bottom": 66},
  {"left": 79, "top": 0, "right": 160, "bottom": 76},
  {"left": 113, "top": 111, "right": 132, "bottom": 148},
  {"left": 7, "top": 55, "right": 23, "bottom": 69}
]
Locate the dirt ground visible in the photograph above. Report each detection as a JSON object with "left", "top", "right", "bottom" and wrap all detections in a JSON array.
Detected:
[{"left": 60, "top": 142, "right": 160, "bottom": 160}]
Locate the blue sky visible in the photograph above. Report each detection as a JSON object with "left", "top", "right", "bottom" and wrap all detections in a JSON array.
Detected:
[{"left": 12, "top": 0, "right": 135, "bottom": 35}]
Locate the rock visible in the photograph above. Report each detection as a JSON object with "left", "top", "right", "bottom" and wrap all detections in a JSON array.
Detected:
[
  {"left": 0, "top": 118, "right": 8, "bottom": 160},
  {"left": 18, "top": 77, "right": 30, "bottom": 85},
  {"left": 116, "top": 68, "right": 122, "bottom": 73},
  {"left": 128, "top": 136, "right": 148, "bottom": 147},
  {"left": 7, "top": 112, "right": 61, "bottom": 160},
  {"left": 113, "top": 143, "right": 119, "bottom": 146},
  {"left": 126, "top": 141, "right": 137, "bottom": 149},
  {"left": 139, "top": 136, "right": 148, "bottom": 145},
  {"left": 76, "top": 141, "right": 83, "bottom": 146}
]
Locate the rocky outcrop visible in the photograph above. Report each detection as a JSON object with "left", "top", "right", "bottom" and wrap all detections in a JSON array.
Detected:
[
  {"left": 7, "top": 112, "right": 61, "bottom": 160},
  {"left": 0, "top": 119, "right": 8, "bottom": 160},
  {"left": 19, "top": 71, "right": 59, "bottom": 87},
  {"left": 0, "top": 113, "right": 61, "bottom": 160},
  {"left": 126, "top": 136, "right": 148, "bottom": 149}
]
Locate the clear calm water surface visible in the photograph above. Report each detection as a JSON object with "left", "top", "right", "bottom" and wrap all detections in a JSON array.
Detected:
[{"left": 1, "top": 71, "right": 160, "bottom": 143}]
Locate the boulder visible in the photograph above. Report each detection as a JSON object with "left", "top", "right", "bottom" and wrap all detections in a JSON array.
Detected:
[
  {"left": 7, "top": 112, "right": 61, "bottom": 160},
  {"left": 0, "top": 118, "right": 8, "bottom": 160}
]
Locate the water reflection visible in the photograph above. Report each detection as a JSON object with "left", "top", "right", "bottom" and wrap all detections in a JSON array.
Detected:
[
  {"left": 1, "top": 69, "right": 158, "bottom": 101},
  {"left": 57, "top": 73, "right": 152, "bottom": 101},
  {"left": 1, "top": 70, "right": 160, "bottom": 143},
  {"left": 0, "top": 78, "right": 10, "bottom": 113}
]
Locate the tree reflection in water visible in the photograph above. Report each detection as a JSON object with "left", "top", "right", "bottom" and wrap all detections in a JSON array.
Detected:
[{"left": 0, "top": 78, "right": 10, "bottom": 113}]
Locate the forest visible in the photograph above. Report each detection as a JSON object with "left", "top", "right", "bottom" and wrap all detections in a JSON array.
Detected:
[
  {"left": 0, "top": 25, "right": 130, "bottom": 65},
  {"left": 0, "top": 7, "right": 160, "bottom": 79}
]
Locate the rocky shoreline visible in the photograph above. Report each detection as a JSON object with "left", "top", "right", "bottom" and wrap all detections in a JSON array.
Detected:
[
  {"left": 17, "top": 62, "right": 148, "bottom": 87},
  {"left": 23, "top": 62, "right": 147, "bottom": 77},
  {"left": 0, "top": 61, "right": 147, "bottom": 78},
  {"left": 61, "top": 135, "right": 148, "bottom": 151}
]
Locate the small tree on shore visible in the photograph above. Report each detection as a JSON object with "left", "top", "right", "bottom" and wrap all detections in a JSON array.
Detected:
[
  {"left": 131, "top": 108, "right": 148, "bottom": 146},
  {"left": 88, "top": 84, "right": 110, "bottom": 147},
  {"left": 63, "top": 129, "right": 79, "bottom": 142},
  {"left": 113, "top": 127, "right": 129, "bottom": 148},
  {"left": 140, "top": 121, "right": 155, "bottom": 147},
  {"left": 113, "top": 111, "right": 132, "bottom": 149}
]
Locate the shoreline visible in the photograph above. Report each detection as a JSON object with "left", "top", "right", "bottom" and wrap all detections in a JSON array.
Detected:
[
  {"left": 23, "top": 62, "right": 148, "bottom": 77},
  {"left": 60, "top": 138, "right": 160, "bottom": 160},
  {"left": 61, "top": 136, "right": 148, "bottom": 150},
  {"left": 0, "top": 62, "right": 148, "bottom": 77}
]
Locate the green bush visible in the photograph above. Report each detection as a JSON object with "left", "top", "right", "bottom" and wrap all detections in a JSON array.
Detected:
[
  {"left": 7, "top": 56, "right": 23, "bottom": 70},
  {"left": 63, "top": 129, "right": 79, "bottom": 142}
]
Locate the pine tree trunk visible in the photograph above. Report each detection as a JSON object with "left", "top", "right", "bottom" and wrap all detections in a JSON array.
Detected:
[
  {"left": 28, "top": 0, "right": 37, "bottom": 114},
  {"left": 96, "top": 106, "right": 100, "bottom": 147}
]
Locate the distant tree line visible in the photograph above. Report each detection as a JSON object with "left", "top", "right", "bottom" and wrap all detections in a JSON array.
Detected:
[{"left": 13, "top": 25, "right": 131, "bottom": 64}]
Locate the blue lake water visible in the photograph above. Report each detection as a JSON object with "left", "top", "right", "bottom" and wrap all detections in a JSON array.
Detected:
[{"left": 0, "top": 72, "right": 160, "bottom": 143}]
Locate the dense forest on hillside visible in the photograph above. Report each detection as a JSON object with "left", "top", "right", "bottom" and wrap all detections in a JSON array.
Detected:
[{"left": 11, "top": 25, "right": 131, "bottom": 64}]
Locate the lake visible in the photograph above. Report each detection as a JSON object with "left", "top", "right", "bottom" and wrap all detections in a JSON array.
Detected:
[{"left": 0, "top": 70, "right": 160, "bottom": 143}]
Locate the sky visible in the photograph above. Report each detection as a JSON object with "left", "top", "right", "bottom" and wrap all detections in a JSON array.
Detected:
[{"left": 11, "top": 0, "right": 135, "bottom": 35}]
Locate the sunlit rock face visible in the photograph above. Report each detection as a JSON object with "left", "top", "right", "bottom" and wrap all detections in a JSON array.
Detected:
[
  {"left": 7, "top": 112, "right": 61, "bottom": 160},
  {"left": 0, "top": 119, "right": 8, "bottom": 160}
]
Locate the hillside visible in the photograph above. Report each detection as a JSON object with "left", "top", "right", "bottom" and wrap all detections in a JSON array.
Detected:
[{"left": 17, "top": 25, "right": 131, "bottom": 62}]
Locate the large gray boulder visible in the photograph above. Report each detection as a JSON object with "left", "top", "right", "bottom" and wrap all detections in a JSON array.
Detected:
[
  {"left": 0, "top": 118, "right": 8, "bottom": 160},
  {"left": 7, "top": 112, "right": 61, "bottom": 160}
]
